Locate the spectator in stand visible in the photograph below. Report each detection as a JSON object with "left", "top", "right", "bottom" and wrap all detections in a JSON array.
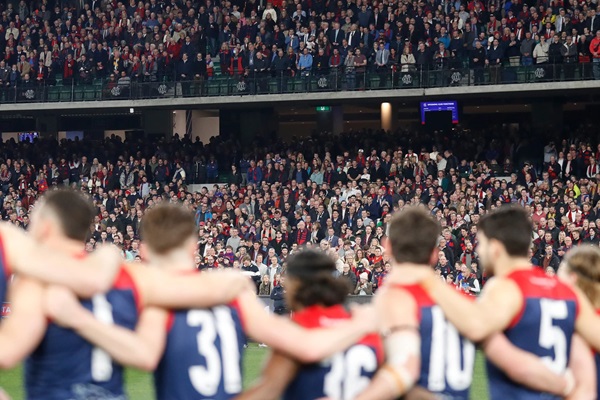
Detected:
[{"left": 591, "top": 31, "right": 600, "bottom": 79}]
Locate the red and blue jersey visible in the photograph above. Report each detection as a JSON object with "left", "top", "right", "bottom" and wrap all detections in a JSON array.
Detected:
[
  {"left": 394, "top": 284, "right": 475, "bottom": 400},
  {"left": 283, "top": 305, "right": 384, "bottom": 400},
  {"left": 0, "top": 234, "right": 11, "bottom": 311},
  {"left": 153, "top": 301, "right": 247, "bottom": 400},
  {"left": 25, "top": 266, "right": 141, "bottom": 400},
  {"left": 486, "top": 268, "right": 579, "bottom": 400},
  {"left": 594, "top": 310, "right": 600, "bottom": 400}
]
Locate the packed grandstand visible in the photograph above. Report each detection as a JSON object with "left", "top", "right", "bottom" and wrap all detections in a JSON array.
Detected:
[
  {"left": 1, "top": 1, "right": 600, "bottom": 399},
  {"left": 0, "top": 0, "right": 600, "bottom": 101},
  {"left": 0, "top": 127, "right": 594, "bottom": 296}
]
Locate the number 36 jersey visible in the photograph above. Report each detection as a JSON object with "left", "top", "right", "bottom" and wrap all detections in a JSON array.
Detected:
[
  {"left": 395, "top": 284, "right": 475, "bottom": 400},
  {"left": 153, "top": 301, "right": 247, "bottom": 400},
  {"left": 486, "top": 269, "right": 579, "bottom": 400},
  {"left": 283, "top": 305, "right": 384, "bottom": 400},
  {"left": 25, "top": 267, "right": 141, "bottom": 400}
]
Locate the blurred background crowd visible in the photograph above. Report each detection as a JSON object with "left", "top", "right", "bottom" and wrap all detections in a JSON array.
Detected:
[{"left": 0, "top": 122, "right": 598, "bottom": 297}]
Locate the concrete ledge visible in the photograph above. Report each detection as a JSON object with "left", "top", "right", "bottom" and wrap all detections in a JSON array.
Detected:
[{"left": 1, "top": 80, "right": 599, "bottom": 113}]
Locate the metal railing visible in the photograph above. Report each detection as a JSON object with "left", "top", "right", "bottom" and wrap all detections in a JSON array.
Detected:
[{"left": 0, "top": 62, "right": 597, "bottom": 104}]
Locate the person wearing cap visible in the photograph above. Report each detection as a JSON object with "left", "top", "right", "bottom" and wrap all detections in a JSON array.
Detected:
[{"left": 354, "top": 272, "right": 373, "bottom": 295}]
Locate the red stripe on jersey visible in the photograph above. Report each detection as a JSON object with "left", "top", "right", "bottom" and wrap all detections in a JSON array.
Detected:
[
  {"left": 360, "top": 333, "right": 385, "bottom": 365},
  {"left": 229, "top": 298, "right": 247, "bottom": 332},
  {"left": 293, "top": 305, "right": 384, "bottom": 364},
  {"left": 390, "top": 284, "right": 436, "bottom": 323},
  {"left": 0, "top": 232, "right": 12, "bottom": 277},
  {"left": 113, "top": 265, "right": 142, "bottom": 314},
  {"left": 292, "top": 304, "right": 349, "bottom": 327},
  {"left": 507, "top": 268, "right": 579, "bottom": 329},
  {"left": 165, "top": 311, "right": 175, "bottom": 332}
]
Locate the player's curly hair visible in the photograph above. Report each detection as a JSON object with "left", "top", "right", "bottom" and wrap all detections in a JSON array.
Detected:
[{"left": 286, "top": 249, "right": 350, "bottom": 310}]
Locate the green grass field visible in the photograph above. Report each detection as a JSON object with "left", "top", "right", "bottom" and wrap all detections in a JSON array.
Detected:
[{"left": 0, "top": 345, "right": 490, "bottom": 399}]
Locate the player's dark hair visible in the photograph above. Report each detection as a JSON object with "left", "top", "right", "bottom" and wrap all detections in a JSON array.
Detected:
[
  {"left": 388, "top": 206, "right": 440, "bottom": 265},
  {"left": 286, "top": 249, "right": 350, "bottom": 308},
  {"left": 564, "top": 245, "right": 600, "bottom": 308},
  {"left": 41, "top": 189, "right": 95, "bottom": 242},
  {"left": 140, "top": 204, "right": 196, "bottom": 255},
  {"left": 478, "top": 206, "right": 532, "bottom": 257}
]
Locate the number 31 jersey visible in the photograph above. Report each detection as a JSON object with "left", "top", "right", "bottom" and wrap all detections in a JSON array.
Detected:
[
  {"left": 25, "top": 267, "right": 141, "bottom": 400},
  {"left": 486, "top": 268, "right": 579, "bottom": 400},
  {"left": 283, "top": 304, "right": 384, "bottom": 400},
  {"left": 395, "top": 284, "right": 475, "bottom": 400},
  {"left": 153, "top": 301, "right": 247, "bottom": 400}
]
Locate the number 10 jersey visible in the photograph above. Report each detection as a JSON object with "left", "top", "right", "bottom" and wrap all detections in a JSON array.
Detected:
[{"left": 395, "top": 284, "right": 475, "bottom": 400}]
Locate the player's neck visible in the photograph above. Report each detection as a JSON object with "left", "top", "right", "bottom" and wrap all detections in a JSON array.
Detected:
[
  {"left": 494, "top": 256, "right": 532, "bottom": 277},
  {"left": 147, "top": 250, "right": 194, "bottom": 271},
  {"left": 44, "top": 237, "right": 85, "bottom": 255},
  {"left": 391, "top": 262, "right": 431, "bottom": 279}
]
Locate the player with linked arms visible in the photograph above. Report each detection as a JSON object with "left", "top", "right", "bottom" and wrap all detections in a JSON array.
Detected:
[
  {"left": 45, "top": 203, "right": 376, "bottom": 400},
  {"left": 559, "top": 245, "right": 600, "bottom": 400},
  {"left": 383, "top": 206, "right": 600, "bottom": 400},
  {"left": 0, "top": 190, "right": 251, "bottom": 399},
  {"left": 346, "top": 206, "right": 587, "bottom": 400},
  {"left": 233, "top": 206, "right": 582, "bottom": 400},
  {"left": 23, "top": 191, "right": 256, "bottom": 399},
  {"left": 0, "top": 197, "right": 126, "bottom": 370},
  {"left": 235, "top": 249, "right": 384, "bottom": 400}
]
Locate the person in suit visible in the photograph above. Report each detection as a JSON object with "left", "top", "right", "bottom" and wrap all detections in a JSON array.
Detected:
[
  {"left": 325, "top": 227, "right": 341, "bottom": 248},
  {"left": 17, "top": 54, "right": 30, "bottom": 78},
  {"left": 329, "top": 21, "right": 345, "bottom": 48},
  {"left": 562, "top": 152, "right": 576, "bottom": 179},
  {"left": 347, "top": 24, "right": 361, "bottom": 49},
  {"left": 589, "top": 9, "right": 599, "bottom": 34}
]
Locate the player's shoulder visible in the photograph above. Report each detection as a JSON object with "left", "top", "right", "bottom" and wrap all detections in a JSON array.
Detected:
[
  {"left": 378, "top": 283, "right": 433, "bottom": 309},
  {"left": 111, "top": 262, "right": 144, "bottom": 312},
  {"left": 506, "top": 268, "right": 578, "bottom": 301},
  {"left": 292, "top": 305, "right": 350, "bottom": 328}
]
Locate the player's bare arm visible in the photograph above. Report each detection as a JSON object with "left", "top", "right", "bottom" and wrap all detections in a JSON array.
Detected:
[
  {"left": 234, "top": 351, "right": 299, "bottom": 400},
  {"left": 572, "top": 286, "right": 600, "bottom": 355},
  {"left": 44, "top": 285, "right": 168, "bottom": 371},
  {"left": 418, "top": 272, "right": 523, "bottom": 342},
  {"left": 125, "top": 263, "right": 254, "bottom": 309},
  {"left": 483, "top": 332, "right": 575, "bottom": 396},
  {"left": 354, "top": 287, "right": 421, "bottom": 400},
  {"left": 566, "top": 334, "right": 596, "bottom": 400},
  {"left": 0, "top": 277, "right": 46, "bottom": 369},
  {"left": 1, "top": 224, "right": 121, "bottom": 296},
  {"left": 237, "top": 289, "right": 377, "bottom": 363}
]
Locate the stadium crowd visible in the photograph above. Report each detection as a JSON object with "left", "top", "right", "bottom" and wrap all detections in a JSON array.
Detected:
[
  {"left": 0, "top": 0, "right": 600, "bottom": 93},
  {"left": 0, "top": 125, "right": 597, "bottom": 300}
]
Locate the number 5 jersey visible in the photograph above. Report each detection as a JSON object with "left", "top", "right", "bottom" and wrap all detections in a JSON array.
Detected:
[{"left": 486, "top": 268, "right": 579, "bottom": 400}]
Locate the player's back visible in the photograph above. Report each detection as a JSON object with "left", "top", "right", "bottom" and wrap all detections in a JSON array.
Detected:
[
  {"left": 153, "top": 301, "right": 247, "bottom": 400},
  {"left": 25, "top": 267, "right": 140, "bottom": 400},
  {"left": 283, "top": 304, "right": 383, "bottom": 400},
  {"left": 594, "top": 310, "right": 600, "bottom": 400},
  {"left": 394, "top": 284, "right": 475, "bottom": 400},
  {"left": 486, "top": 268, "right": 578, "bottom": 400},
  {"left": 0, "top": 236, "right": 11, "bottom": 307}
]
